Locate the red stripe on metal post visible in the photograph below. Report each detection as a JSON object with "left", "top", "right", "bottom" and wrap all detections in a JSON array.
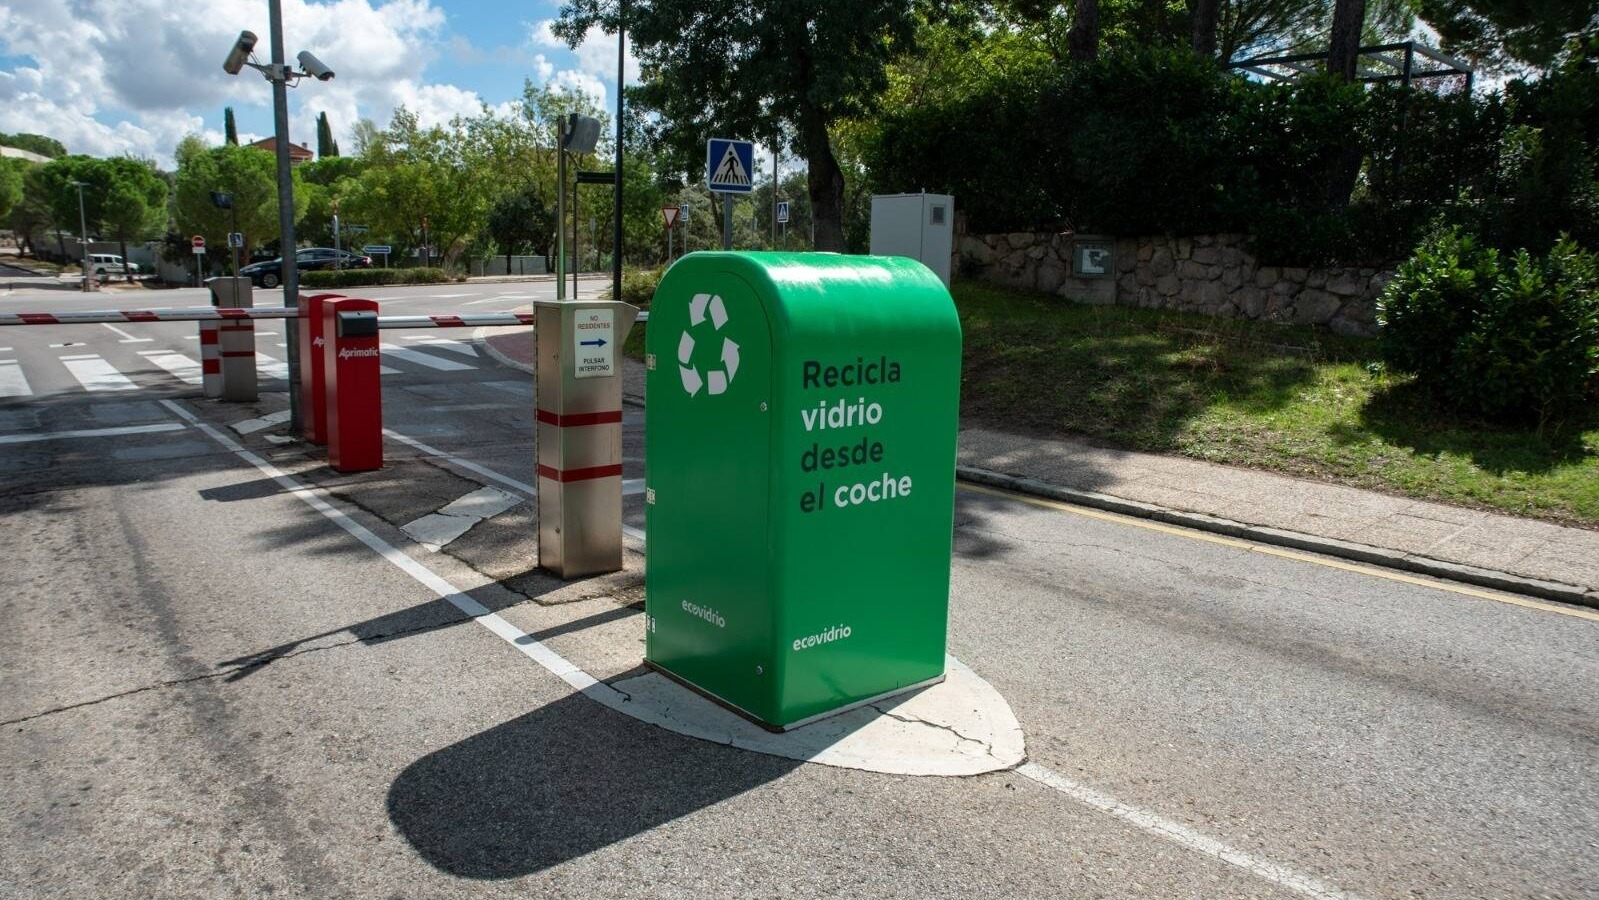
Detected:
[
  {"left": 537, "top": 463, "right": 625, "bottom": 483},
  {"left": 536, "top": 409, "right": 624, "bottom": 427},
  {"left": 200, "top": 322, "right": 222, "bottom": 398},
  {"left": 17, "top": 313, "right": 59, "bottom": 325}
]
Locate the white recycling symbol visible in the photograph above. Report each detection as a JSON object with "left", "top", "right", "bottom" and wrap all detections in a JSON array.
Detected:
[{"left": 677, "top": 292, "right": 739, "bottom": 397}]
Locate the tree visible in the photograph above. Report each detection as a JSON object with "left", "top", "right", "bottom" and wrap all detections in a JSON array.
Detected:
[
  {"left": 486, "top": 185, "right": 555, "bottom": 271},
  {"left": 1327, "top": 0, "right": 1366, "bottom": 80},
  {"left": 341, "top": 108, "right": 491, "bottom": 265},
  {"left": 555, "top": 0, "right": 920, "bottom": 252},
  {"left": 6, "top": 164, "right": 54, "bottom": 256},
  {"left": 1191, "top": 0, "right": 1220, "bottom": 57},
  {"left": 0, "top": 133, "right": 67, "bottom": 158},
  {"left": 225, "top": 108, "right": 239, "bottom": 146},
  {"left": 1067, "top": 0, "right": 1102, "bottom": 61},
  {"left": 0, "top": 158, "right": 23, "bottom": 223},
  {"left": 316, "top": 111, "right": 340, "bottom": 158},
  {"left": 173, "top": 139, "right": 305, "bottom": 264},
  {"left": 1414, "top": 0, "right": 1597, "bottom": 73},
  {"left": 101, "top": 158, "right": 170, "bottom": 280}
]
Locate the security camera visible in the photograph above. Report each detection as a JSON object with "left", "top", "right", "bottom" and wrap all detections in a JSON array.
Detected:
[
  {"left": 297, "top": 51, "right": 335, "bottom": 82},
  {"left": 223, "top": 30, "right": 258, "bottom": 75}
]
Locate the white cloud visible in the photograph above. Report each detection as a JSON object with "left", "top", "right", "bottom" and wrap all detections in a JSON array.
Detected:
[
  {"left": 529, "top": 19, "right": 639, "bottom": 109},
  {"left": 0, "top": 0, "right": 493, "bottom": 166}
]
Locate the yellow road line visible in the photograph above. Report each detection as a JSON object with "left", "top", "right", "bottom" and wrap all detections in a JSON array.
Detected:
[{"left": 958, "top": 482, "right": 1599, "bottom": 622}]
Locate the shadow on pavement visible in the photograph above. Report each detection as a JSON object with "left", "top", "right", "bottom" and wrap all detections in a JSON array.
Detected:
[
  {"left": 386, "top": 690, "right": 801, "bottom": 879},
  {"left": 214, "top": 583, "right": 638, "bottom": 682}
]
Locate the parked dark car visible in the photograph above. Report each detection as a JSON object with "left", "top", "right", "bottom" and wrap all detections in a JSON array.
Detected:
[{"left": 239, "top": 248, "right": 372, "bottom": 288}]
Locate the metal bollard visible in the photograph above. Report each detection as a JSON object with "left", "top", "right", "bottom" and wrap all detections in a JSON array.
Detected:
[
  {"left": 207, "top": 277, "right": 257, "bottom": 402},
  {"left": 534, "top": 298, "right": 639, "bottom": 578}
]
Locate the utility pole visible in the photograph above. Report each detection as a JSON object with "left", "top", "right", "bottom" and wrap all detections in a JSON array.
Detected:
[
  {"left": 612, "top": 0, "right": 625, "bottom": 305},
  {"left": 556, "top": 116, "right": 566, "bottom": 301},
  {"left": 771, "top": 136, "right": 778, "bottom": 249},
  {"left": 72, "top": 181, "right": 90, "bottom": 292},
  {"left": 332, "top": 199, "right": 341, "bottom": 270},
  {"left": 267, "top": 0, "right": 302, "bottom": 432}
]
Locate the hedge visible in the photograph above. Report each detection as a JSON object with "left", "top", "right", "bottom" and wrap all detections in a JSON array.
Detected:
[{"left": 299, "top": 267, "right": 464, "bottom": 288}]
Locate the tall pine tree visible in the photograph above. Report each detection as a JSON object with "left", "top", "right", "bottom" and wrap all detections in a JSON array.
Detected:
[
  {"left": 316, "top": 111, "right": 339, "bottom": 158},
  {"left": 224, "top": 107, "right": 238, "bottom": 146}
]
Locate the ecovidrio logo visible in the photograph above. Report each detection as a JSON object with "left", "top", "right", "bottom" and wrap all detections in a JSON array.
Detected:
[{"left": 677, "top": 292, "right": 739, "bottom": 397}]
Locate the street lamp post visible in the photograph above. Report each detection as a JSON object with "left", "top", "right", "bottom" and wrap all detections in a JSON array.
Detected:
[
  {"left": 221, "top": 14, "right": 336, "bottom": 435},
  {"left": 71, "top": 181, "right": 90, "bottom": 292},
  {"left": 612, "top": 0, "right": 625, "bottom": 306}
]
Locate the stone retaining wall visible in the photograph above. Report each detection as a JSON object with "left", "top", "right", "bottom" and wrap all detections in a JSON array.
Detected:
[{"left": 958, "top": 231, "right": 1391, "bottom": 336}]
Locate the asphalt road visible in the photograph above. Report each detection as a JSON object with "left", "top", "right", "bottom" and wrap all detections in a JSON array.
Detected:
[{"left": 1, "top": 281, "right": 1595, "bottom": 899}]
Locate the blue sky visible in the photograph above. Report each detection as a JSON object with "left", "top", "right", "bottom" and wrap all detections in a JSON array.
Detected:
[{"left": 0, "top": 0, "right": 635, "bottom": 166}]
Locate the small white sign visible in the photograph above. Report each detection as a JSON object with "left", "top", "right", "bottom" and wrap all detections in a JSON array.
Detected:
[
  {"left": 192, "top": 245, "right": 206, "bottom": 255},
  {"left": 573, "top": 308, "right": 615, "bottom": 379}
]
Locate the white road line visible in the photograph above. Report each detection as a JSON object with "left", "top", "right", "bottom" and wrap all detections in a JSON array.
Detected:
[
  {"left": 62, "top": 356, "right": 138, "bottom": 391},
  {"left": 1016, "top": 763, "right": 1363, "bottom": 900},
  {"left": 137, "top": 350, "right": 203, "bottom": 385},
  {"left": 59, "top": 353, "right": 99, "bottom": 360},
  {"left": 623, "top": 478, "right": 645, "bottom": 496},
  {"left": 464, "top": 295, "right": 531, "bottom": 306},
  {"left": 382, "top": 428, "right": 535, "bottom": 496},
  {"left": 101, "top": 322, "right": 152, "bottom": 343},
  {"left": 255, "top": 352, "right": 290, "bottom": 381},
  {"left": 379, "top": 342, "right": 474, "bottom": 371},
  {"left": 0, "top": 347, "right": 12, "bottom": 352},
  {"left": 362, "top": 427, "right": 1362, "bottom": 899},
  {"left": 379, "top": 365, "right": 402, "bottom": 375},
  {"left": 161, "top": 397, "right": 617, "bottom": 699},
  {"left": 0, "top": 422, "right": 185, "bottom": 445},
  {"left": 0, "top": 360, "right": 32, "bottom": 397},
  {"left": 426, "top": 292, "right": 474, "bottom": 299}
]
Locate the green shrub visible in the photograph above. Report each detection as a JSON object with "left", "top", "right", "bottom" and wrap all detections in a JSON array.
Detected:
[
  {"left": 609, "top": 267, "right": 663, "bottom": 307},
  {"left": 1452, "top": 238, "right": 1599, "bottom": 428},
  {"left": 1378, "top": 229, "right": 1599, "bottom": 428},
  {"left": 1377, "top": 228, "right": 1499, "bottom": 380},
  {"left": 300, "top": 267, "right": 463, "bottom": 288}
]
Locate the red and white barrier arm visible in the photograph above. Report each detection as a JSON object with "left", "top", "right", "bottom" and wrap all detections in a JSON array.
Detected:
[
  {"left": 0, "top": 307, "right": 538, "bottom": 329},
  {"left": 0, "top": 307, "right": 300, "bottom": 326},
  {"left": 372, "top": 313, "right": 536, "bottom": 329}
]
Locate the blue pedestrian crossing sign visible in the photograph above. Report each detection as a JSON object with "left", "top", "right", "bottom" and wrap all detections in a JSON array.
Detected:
[
  {"left": 777, "top": 201, "right": 790, "bottom": 224},
  {"left": 706, "top": 138, "right": 755, "bottom": 194}
]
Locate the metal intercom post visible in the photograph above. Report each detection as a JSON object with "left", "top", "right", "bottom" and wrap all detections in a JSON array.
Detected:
[
  {"left": 534, "top": 298, "right": 639, "bottom": 578},
  {"left": 207, "top": 276, "right": 257, "bottom": 402}
]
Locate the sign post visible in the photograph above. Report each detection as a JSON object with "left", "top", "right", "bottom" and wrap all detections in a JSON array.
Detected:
[
  {"left": 662, "top": 205, "right": 680, "bottom": 261},
  {"left": 706, "top": 138, "right": 755, "bottom": 251},
  {"left": 191, "top": 235, "right": 206, "bottom": 287}
]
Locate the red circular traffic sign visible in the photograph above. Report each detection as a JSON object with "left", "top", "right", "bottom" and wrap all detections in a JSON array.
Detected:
[{"left": 191, "top": 235, "right": 206, "bottom": 248}]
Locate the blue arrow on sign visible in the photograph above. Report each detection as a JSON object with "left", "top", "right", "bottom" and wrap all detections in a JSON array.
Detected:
[
  {"left": 706, "top": 138, "right": 755, "bottom": 194},
  {"left": 580, "top": 338, "right": 608, "bottom": 348}
]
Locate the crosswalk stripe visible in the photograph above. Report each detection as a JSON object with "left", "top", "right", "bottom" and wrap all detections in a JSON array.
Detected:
[
  {"left": 62, "top": 356, "right": 138, "bottom": 392},
  {"left": 0, "top": 360, "right": 32, "bottom": 397},
  {"left": 399, "top": 337, "right": 479, "bottom": 358},
  {"left": 138, "top": 350, "right": 204, "bottom": 385},
  {"left": 255, "top": 352, "right": 290, "bottom": 381},
  {"left": 379, "top": 342, "right": 474, "bottom": 371}
]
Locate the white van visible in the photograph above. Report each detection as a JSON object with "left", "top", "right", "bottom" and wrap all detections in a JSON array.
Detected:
[{"left": 89, "top": 254, "right": 142, "bottom": 277}]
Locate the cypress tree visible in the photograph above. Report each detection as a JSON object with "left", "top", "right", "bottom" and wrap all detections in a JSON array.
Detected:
[
  {"left": 316, "top": 112, "right": 339, "bottom": 158},
  {"left": 224, "top": 107, "right": 238, "bottom": 146}
]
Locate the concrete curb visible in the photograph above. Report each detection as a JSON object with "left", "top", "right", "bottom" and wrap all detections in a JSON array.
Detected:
[
  {"left": 473, "top": 326, "right": 534, "bottom": 375},
  {"left": 464, "top": 326, "right": 1598, "bottom": 612},
  {"left": 956, "top": 464, "right": 1599, "bottom": 611}
]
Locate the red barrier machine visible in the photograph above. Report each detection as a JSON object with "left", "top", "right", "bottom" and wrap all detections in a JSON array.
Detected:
[
  {"left": 324, "top": 298, "right": 383, "bottom": 473},
  {"left": 297, "top": 293, "right": 344, "bottom": 445}
]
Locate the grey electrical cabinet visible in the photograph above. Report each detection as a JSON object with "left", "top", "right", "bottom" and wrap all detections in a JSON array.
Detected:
[{"left": 869, "top": 193, "right": 954, "bottom": 287}]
